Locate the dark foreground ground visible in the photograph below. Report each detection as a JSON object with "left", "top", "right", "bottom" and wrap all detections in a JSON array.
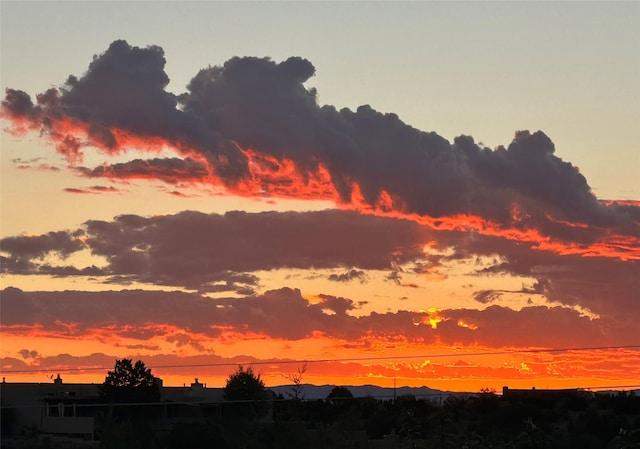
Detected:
[{"left": 3, "top": 389, "right": 639, "bottom": 448}]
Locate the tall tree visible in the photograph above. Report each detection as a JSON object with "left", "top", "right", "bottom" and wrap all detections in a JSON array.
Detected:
[
  {"left": 98, "top": 359, "right": 161, "bottom": 448},
  {"left": 327, "top": 386, "right": 353, "bottom": 402},
  {"left": 224, "top": 365, "right": 269, "bottom": 419},
  {"left": 99, "top": 358, "right": 161, "bottom": 405}
]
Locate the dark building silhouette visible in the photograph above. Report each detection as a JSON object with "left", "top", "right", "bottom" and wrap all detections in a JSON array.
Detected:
[{"left": 0, "top": 375, "right": 227, "bottom": 441}]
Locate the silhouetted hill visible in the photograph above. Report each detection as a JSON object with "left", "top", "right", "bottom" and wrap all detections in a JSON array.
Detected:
[{"left": 270, "top": 383, "right": 451, "bottom": 400}]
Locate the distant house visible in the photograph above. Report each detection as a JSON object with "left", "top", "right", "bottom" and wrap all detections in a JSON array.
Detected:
[
  {"left": 2, "top": 374, "right": 283, "bottom": 445},
  {"left": 502, "top": 386, "right": 583, "bottom": 399},
  {"left": 160, "top": 378, "right": 225, "bottom": 422},
  {"left": 0, "top": 376, "right": 229, "bottom": 441},
  {"left": 1, "top": 375, "right": 98, "bottom": 440}
]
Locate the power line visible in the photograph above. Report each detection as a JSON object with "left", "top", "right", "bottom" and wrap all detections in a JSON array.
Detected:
[{"left": 1, "top": 344, "right": 639, "bottom": 375}]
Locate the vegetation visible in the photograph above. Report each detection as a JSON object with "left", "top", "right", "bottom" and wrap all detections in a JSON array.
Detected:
[
  {"left": 327, "top": 385, "right": 354, "bottom": 401},
  {"left": 97, "top": 359, "right": 161, "bottom": 449},
  {"left": 98, "top": 358, "right": 160, "bottom": 405},
  {"left": 217, "top": 388, "right": 640, "bottom": 449},
  {"left": 284, "top": 363, "right": 307, "bottom": 400},
  {"left": 3, "top": 360, "right": 640, "bottom": 448},
  {"left": 223, "top": 365, "right": 270, "bottom": 420}
]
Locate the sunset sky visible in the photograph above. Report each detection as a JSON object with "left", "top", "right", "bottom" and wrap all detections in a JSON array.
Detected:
[{"left": 1, "top": 1, "right": 639, "bottom": 393}]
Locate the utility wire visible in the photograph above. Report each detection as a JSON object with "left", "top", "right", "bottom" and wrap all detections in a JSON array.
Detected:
[{"left": 2, "top": 344, "right": 639, "bottom": 374}]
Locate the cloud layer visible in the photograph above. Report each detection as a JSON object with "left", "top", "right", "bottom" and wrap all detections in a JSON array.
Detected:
[
  {"left": 2, "top": 286, "right": 634, "bottom": 350},
  {"left": 2, "top": 40, "right": 638, "bottom": 257},
  {"left": 1, "top": 209, "right": 637, "bottom": 332},
  {"left": 1, "top": 40, "right": 638, "bottom": 389},
  {"left": 1, "top": 210, "right": 427, "bottom": 292}
]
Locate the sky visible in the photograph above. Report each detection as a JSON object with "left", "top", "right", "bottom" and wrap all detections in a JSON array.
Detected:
[{"left": 1, "top": 1, "right": 639, "bottom": 393}]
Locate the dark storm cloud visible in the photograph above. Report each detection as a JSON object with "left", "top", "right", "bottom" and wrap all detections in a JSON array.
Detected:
[
  {"left": 435, "top": 306, "right": 625, "bottom": 348},
  {"left": 0, "top": 231, "right": 84, "bottom": 273},
  {"left": 2, "top": 286, "right": 634, "bottom": 347},
  {"left": 11, "top": 157, "right": 62, "bottom": 172},
  {"left": 0, "top": 230, "right": 83, "bottom": 258},
  {"left": 18, "top": 349, "right": 39, "bottom": 359},
  {"left": 63, "top": 185, "right": 120, "bottom": 194},
  {"left": 2, "top": 88, "right": 38, "bottom": 120},
  {"left": 78, "top": 157, "right": 209, "bottom": 184},
  {"left": 473, "top": 290, "right": 503, "bottom": 304},
  {"left": 3, "top": 40, "right": 638, "bottom": 242},
  {"left": 82, "top": 210, "right": 425, "bottom": 288},
  {"left": 0, "top": 210, "right": 426, "bottom": 289},
  {"left": 0, "top": 287, "right": 360, "bottom": 341},
  {"left": 1, "top": 208, "right": 637, "bottom": 323},
  {"left": 536, "top": 257, "right": 639, "bottom": 318},
  {"left": 59, "top": 40, "right": 177, "bottom": 138},
  {"left": 2, "top": 40, "right": 245, "bottom": 180},
  {"left": 437, "top": 227, "right": 640, "bottom": 320},
  {"left": 328, "top": 269, "right": 367, "bottom": 283},
  {"left": 472, "top": 280, "right": 550, "bottom": 304}
]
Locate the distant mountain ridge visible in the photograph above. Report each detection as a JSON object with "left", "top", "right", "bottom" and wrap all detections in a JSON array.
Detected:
[
  {"left": 269, "top": 384, "right": 640, "bottom": 401},
  {"left": 270, "top": 384, "right": 451, "bottom": 401}
]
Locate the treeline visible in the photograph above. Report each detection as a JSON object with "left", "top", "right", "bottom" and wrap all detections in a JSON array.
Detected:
[
  {"left": 187, "top": 390, "right": 639, "bottom": 449},
  {"left": 3, "top": 388, "right": 640, "bottom": 448},
  {"left": 99, "top": 389, "right": 639, "bottom": 449}
]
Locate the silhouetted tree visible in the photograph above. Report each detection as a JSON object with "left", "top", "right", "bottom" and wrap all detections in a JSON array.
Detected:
[
  {"left": 326, "top": 385, "right": 354, "bottom": 419},
  {"left": 224, "top": 365, "right": 269, "bottom": 419},
  {"left": 327, "top": 385, "right": 353, "bottom": 402},
  {"left": 99, "top": 358, "right": 160, "bottom": 405},
  {"left": 285, "top": 363, "right": 307, "bottom": 400},
  {"left": 98, "top": 358, "right": 161, "bottom": 448}
]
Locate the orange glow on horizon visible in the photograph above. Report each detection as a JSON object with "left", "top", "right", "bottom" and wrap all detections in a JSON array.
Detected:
[
  {"left": 2, "top": 339, "right": 638, "bottom": 393},
  {"left": 2, "top": 315, "right": 639, "bottom": 392}
]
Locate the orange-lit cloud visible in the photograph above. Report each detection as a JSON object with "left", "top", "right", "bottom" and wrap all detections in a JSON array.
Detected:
[
  {"left": 2, "top": 336, "right": 638, "bottom": 392},
  {"left": 2, "top": 40, "right": 638, "bottom": 261},
  {"left": 2, "top": 286, "right": 637, "bottom": 358},
  {"left": 1, "top": 209, "right": 638, "bottom": 326}
]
